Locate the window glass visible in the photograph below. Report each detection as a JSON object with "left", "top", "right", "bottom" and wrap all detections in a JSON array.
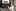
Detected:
[{"left": 4, "top": 1, "right": 8, "bottom": 4}]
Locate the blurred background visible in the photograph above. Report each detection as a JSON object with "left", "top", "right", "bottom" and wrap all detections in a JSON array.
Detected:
[{"left": 0, "top": 0, "right": 16, "bottom": 11}]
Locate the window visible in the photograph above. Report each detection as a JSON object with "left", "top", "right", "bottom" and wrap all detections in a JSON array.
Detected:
[
  {"left": 2, "top": 0, "right": 9, "bottom": 4},
  {"left": 4, "top": 1, "right": 8, "bottom": 4}
]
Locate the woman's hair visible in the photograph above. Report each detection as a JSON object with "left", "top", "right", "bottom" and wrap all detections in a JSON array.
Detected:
[
  {"left": 0, "top": 3, "right": 2, "bottom": 7},
  {"left": 2, "top": 2, "right": 11, "bottom": 8},
  {"left": 2, "top": 4, "right": 7, "bottom": 8}
]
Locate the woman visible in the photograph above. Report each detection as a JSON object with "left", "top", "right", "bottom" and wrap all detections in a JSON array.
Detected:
[{"left": 0, "top": 1, "right": 15, "bottom": 11}]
